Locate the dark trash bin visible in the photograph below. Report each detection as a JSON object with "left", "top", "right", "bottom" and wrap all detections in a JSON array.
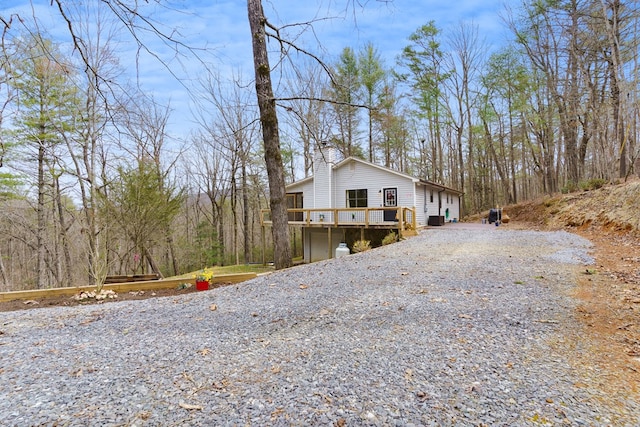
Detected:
[{"left": 488, "top": 208, "right": 502, "bottom": 224}]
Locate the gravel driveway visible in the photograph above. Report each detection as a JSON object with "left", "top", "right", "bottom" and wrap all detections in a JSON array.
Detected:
[{"left": 1, "top": 225, "right": 638, "bottom": 426}]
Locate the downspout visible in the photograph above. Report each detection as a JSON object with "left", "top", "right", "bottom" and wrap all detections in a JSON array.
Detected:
[{"left": 438, "top": 188, "right": 445, "bottom": 218}]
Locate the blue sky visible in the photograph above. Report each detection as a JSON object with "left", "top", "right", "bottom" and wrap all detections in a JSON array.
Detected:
[{"left": 5, "top": 1, "right": 511, "bottom": 138}]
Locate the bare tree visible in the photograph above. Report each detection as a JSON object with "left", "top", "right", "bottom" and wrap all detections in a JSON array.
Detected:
[
  {"left": 247, "top": 0, "right": 291, "bottom": 269},
  {"left": 359, "top": 42, "right": 385, "bottom": 163},
  {"left": 119, "top": 98, "right": 184, "bottom": 276},
  {"left": 444, "top": 21, "right": 484, "bottom": 212},
  {"left": 61, "top": 1, "right": 123, "bottom": 286},
  {"left": 194, "top": 72, "right": 259, "bottom": 265},
  {"left": 283, "top": 60, "right": 333, "bottom": 178}
]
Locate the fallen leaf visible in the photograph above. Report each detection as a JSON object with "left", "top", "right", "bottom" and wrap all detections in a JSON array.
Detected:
[
  {"left": 138, "top": 411, "right": 152, "bottom": 420},
  {"left": 334, "top": 419, "right": 346, "bottom": 427},
  {"left": 179, "top": 402, "right": 203, "bottom": 410},
  {"left": 404, "top": 368, "right": 413, "bottom": 381},
  {"left": 271, "top": 407, "right": 285, "bottom": 419},
  {"left": 299, "top": 284, "right": 308, "bottom": 289},
  {"left": 209, "top": 304, "right": 218, "bottom": 311},
  {"left": 23, "top": 300, "right": 39, "bottom": 305},
  {"left": 199, "top": 348, "right": 211, "bottom": 356},
  {"left": 400, "top": 272, "right": 409, "bottom": 276},
  {"left": 458, "top": 314, "right": 472, "bottom": 319}
]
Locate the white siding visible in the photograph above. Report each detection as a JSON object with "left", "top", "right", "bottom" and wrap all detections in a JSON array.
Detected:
[
  {"left": 415, "top": 184, "right": 427, "bottom": 225},
  {"left": 333, "top": 160, "right": 416, "bottom": 210},
  {"left": 304, "top": 228, "right": 346, "bottom": 263},
  {"left": 421, "top": 187, "right": 461, "bottom": 223},
  {"left": 424, "top": 186, "right": 441, "bottom": 219},
  {"left": 288, "top": 179, "right": 314, "bottom": 208},
  {"left": 313, "top": 148, "right": 335, "bottom": 210},
  {"left": 286, "top": 153, "right": 462, "bottom": 228},
  {"left": 445, "top": 193, "right": 460, "bottom": 221}
]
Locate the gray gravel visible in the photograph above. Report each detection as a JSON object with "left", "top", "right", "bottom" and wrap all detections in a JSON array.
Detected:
[{"left": 1, "top": 224, "right": 638, "bottom": 426}]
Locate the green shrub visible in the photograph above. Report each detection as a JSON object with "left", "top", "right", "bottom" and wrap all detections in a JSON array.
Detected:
[
  {"left": 579, "top": 178, "right": 607, "bottom": 191},
  {"left": 381, "top": 231, "right": 398, "bottom": 246},
  {"left": 561, "top": 181, "right": 578, "bottom": 194},
  {"left": 352, "top": 240, "right": 371, "bottom": 253}
]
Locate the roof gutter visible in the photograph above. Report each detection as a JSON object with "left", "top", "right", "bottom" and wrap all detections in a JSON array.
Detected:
[{"left": 418, "top": 178, "right": 464, "bottom": 196}]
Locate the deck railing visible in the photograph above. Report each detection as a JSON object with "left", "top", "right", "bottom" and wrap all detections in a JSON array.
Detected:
[{"left": 260, "top": 206, "right": 416, "bottom": 231}]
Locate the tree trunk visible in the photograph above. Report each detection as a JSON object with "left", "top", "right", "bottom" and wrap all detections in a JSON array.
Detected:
[
  {"left": 166, "top": 231, "right": 179, "bottom": 276},
  {"left": 37, "top": 138, "right": 46, "bottom": 289},
  {"left": 54, "top": 175, "right": 73, "bottom": 287},
  {"left": 0, "top": 246, "right": 8, "bottom": 289},
  {"left": 603, "top": 0, "right": 627, "bottom": 178},
  {"left": 247, "top": 0, "right": 291, "bottom": 269},
  {"left": 142, "top": 246, "right": 163, "bottom": 278},
  {"left": 242, "top": 161, "right": 250, "bottom": 264}
]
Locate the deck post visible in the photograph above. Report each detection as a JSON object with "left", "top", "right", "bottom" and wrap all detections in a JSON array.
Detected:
[
  {"left": 328, "top": 226, "right": 333, "bottom": 259},
  {"left": 412, "top": 207, "right": 417, "bottom": 230}
]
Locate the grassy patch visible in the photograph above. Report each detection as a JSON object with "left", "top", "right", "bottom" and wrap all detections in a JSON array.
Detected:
[{"left": 172, "top": 264, "right": 274, "bottom": 280}]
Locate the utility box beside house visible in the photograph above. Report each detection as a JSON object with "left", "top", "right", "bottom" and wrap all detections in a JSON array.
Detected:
[{"left": 428, "top": 215, "right": 445, "bottom": 226}]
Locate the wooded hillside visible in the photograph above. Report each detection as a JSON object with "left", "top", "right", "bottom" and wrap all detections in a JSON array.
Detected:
[{"left": 0, "top": 1, "right": 638, "bottom": 290}]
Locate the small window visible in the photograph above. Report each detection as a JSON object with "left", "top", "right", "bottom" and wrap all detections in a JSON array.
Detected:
[
  {"left": 286, "top": 192, "right": 303, "bottom": 221},
  {"left": 430, "top": 190, "right": 433, "bottom": 203},
  {"left": 347, "top": 189, "right": 368, "bottom": 208}
]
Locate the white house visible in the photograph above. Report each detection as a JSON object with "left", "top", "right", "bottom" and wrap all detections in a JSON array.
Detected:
[{"left": 264, "top": 145, "right": 463, "bottom": 263}]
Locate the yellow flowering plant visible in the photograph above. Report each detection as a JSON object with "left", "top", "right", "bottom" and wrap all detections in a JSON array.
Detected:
[{"left": 194, "top": 268, "right": 214, "bottom": 283}]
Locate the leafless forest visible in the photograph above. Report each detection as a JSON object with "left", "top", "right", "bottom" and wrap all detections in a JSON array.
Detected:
[{"left": 0, "top": 1, "right": 638, "bottom": 290}]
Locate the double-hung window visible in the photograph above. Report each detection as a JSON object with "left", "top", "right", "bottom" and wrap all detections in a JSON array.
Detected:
[{"left": 347, "top": 189, "right": 368, "bottom": 208}]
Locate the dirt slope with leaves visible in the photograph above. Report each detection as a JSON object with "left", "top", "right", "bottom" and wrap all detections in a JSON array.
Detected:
[
  {"left": 506, "top": 178, "right": 640, "bottom": 235},
  {"left": 504, "top": 178, "right": 640, "bottom": 395}
]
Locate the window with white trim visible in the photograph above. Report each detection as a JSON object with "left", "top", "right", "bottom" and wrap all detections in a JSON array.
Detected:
[{"left": 346, "top": 189, "right": 368, "bottom": 208}]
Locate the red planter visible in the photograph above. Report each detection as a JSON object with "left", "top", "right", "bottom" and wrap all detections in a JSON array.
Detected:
[{"left": 195, "top": 280, "right": 209, "bottom": 291}]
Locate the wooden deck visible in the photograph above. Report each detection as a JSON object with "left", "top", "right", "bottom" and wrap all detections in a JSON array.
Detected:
[{"left": 261, "top": 206, "right": 417, "bottom": 233}]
